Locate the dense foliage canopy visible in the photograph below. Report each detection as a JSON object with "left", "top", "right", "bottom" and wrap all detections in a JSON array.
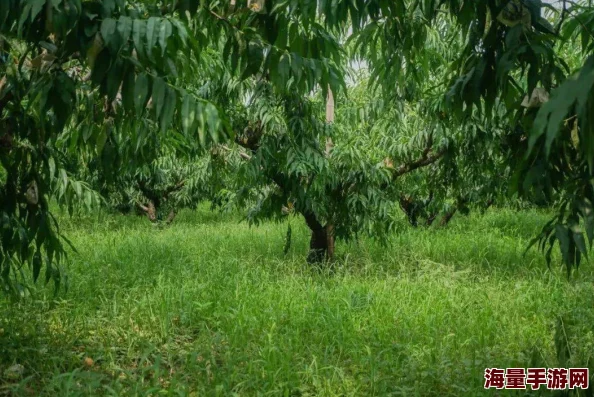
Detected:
[{"left": 1, "top": 0, "right": 594, "bottom": 294}]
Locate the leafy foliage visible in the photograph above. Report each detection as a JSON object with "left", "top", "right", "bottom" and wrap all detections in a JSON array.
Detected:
[
  {"left": 4, "top": 0, "right": 594, "bottom": 292},
  {"left": 0, "top": 0, "right": 230, "bottom": 293}
]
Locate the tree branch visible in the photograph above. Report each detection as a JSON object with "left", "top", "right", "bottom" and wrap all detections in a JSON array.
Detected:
[
  {"left": 221, "top": 144, "right": 252, "bottom": 160},
  {"left": 391, "top": 147, "right": 447, "bottom": 179},
  {"left": 239, "top": 151, "right": 252, "bottom": 161},
  {"left": 164, "top": 180, "right": 185, "bottom": 197},
  {"left": 235, "top": 121, "right": 263, "bottom": 153}
]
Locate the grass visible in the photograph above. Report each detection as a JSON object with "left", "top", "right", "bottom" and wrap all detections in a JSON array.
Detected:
[{"left": 1, "top": 206, "right": 594, "bottom": 396}]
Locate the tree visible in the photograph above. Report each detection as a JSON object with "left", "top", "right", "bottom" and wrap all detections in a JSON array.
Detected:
[
  {"left": 0, "top": 0, "right": 228, "bottom": 294},
  {"left": 274, "top": 0, "right": 594, "bottom": 273},
  {"left": 0, "top": 0, "right": 350, "bottom": 292},
  {"left": 3, "top": 0, "right": 594, "bottom": 292}
]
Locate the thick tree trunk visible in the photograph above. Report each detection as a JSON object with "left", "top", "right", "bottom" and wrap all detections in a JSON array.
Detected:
[{"left": 303, "top": 212, "right": 333, "bottom": 264}]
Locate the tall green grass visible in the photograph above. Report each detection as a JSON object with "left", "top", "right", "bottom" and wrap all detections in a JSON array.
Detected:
[{"left": 1, "top": 207, "right": 593, "bottom": 396}]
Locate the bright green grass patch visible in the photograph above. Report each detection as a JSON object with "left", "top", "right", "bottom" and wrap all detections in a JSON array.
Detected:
[{"left": 1, "top": 207, "right": 594, "bottom": 396}]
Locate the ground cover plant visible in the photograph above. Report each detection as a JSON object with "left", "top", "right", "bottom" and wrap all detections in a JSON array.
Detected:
[
  {"left": 1, "top": 206, "right": 594, "bottom": 396},
  {"left": 3, "top": 0, "right": 594, "bottom": 395}
]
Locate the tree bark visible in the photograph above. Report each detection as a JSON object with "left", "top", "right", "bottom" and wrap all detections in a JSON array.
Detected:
[
  {"left": 139, "top": 200, "right": 157, "bottom": 222},
  {"left": 426, "top": 212, "right": 438, "bottom": 226},
  {"left": 165, "top": 209, "right": 177, "bottom": 225},
  {"left": 439, "top": 207, "right": 457, "bottom": 227},
  {"left": 303, "top": 211, "right": 333, "bottom": 264},
  {"left": 399, "top": 194, "right": 419, "bottom": 227}
]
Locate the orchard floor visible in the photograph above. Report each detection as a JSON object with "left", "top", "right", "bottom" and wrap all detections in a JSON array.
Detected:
[{"left": 1, "top": 207, "right": 594, "bottom": 396}]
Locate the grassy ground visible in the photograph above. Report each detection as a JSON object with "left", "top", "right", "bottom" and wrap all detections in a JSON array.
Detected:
[{"left": 1, "top": 207, "right": 594, "bottom": 396}]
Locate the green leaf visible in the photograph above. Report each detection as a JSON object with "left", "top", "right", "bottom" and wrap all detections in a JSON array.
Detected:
[
  {"left": 106, "top": 60, "right": 123, "bottom": 100},
  {"left": 181, "top": 94, "right": 196, "bottom": 136},
  {"left": 0, "top": 1, "right": 10, "bottom": 29},
  {"left": 159, "top": 19, "right": 173, "bottom": 56},
  {"left": 586, "top": 215, "right": 594, "bottom": 248},
  {"left": 30, "top": 0, "right": 46, "bottom": 21},
  {"left": 205, "top": 103, "right": 220, "bottom": 142},
  {"left": 96, "top": 129, "right": 108, "bottom": 154},
  {"left": 132, "top": 19, "right": 146, "bottom": 58},
  {"left": 146, "top": 17, "right": 160, "bottom": 54},
  {"left": 32, "top": 251, "right": 42, "bottom": 283},
  {"left": 121, "top": 67, "right": 135, "bottom": 112},
  {"left": 90, "top": 49, "right": 112, "bottom": 87},
  {"left": 556, "top": 224, "right": 571, "bottom": 266},
  {"left": 134, "top": 73, "right": 150, "bottom": 115},
  {"left": 73, "top": 181, "right": 82, "bottom": 198},
  {"left": 573, "top": 231, "right": 588, "bottom": 261},
  {"left": 100, "top": 18, "right": 118, "bottom": 50},
  {"left": 48, "top": 157, "right": 56, "bottom": 179},
  {"left": 171, "top": 19, "right": 188, "bottom": 47},
  {"left": 152, "top": 77, "right": 167, "bottom": 119},
  {"left": 159, "top": 86, "right": 176, "bottom": 133},
  {"left": 18, "top": 4, "right": 32, "bottom": 35},
  {"left": 117, "top": 16, "right": 133, "bottom": 45}
]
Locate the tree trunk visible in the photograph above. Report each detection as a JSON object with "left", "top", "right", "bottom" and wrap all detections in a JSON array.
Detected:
[
  {"left": 297, "top": 88, "right": 337, "bottom": 264},
  {"left": 303, "top": 212, "right": 332, "bottom": 264},
  {"left": 326, "top": 223, "right": 335, "bottom": 261},
  {"left": 138, "top": 201, "right": 157, "bottom": 222},
  {"left": 399, "top": 194, "right": 419, "bottom": 227},
  {"left": 426, "top": 212, "right": 438, "bottom": 226},
  {"left": 165, "top": 209, "right": 177, "bottom": 225},
  {"left": 146, "top": 201, "right": 157, "bottom": 222},
  {"left": 439, "top": 207, "right": 457, "bottom": 227}
]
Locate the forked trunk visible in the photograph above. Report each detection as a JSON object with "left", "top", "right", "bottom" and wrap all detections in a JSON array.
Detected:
[
  {"left": 138, "top": 202, "right": 178, "bottom": 225},
  {"left": 138, "top": 200, "right": 158, "bottom": 222}
]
